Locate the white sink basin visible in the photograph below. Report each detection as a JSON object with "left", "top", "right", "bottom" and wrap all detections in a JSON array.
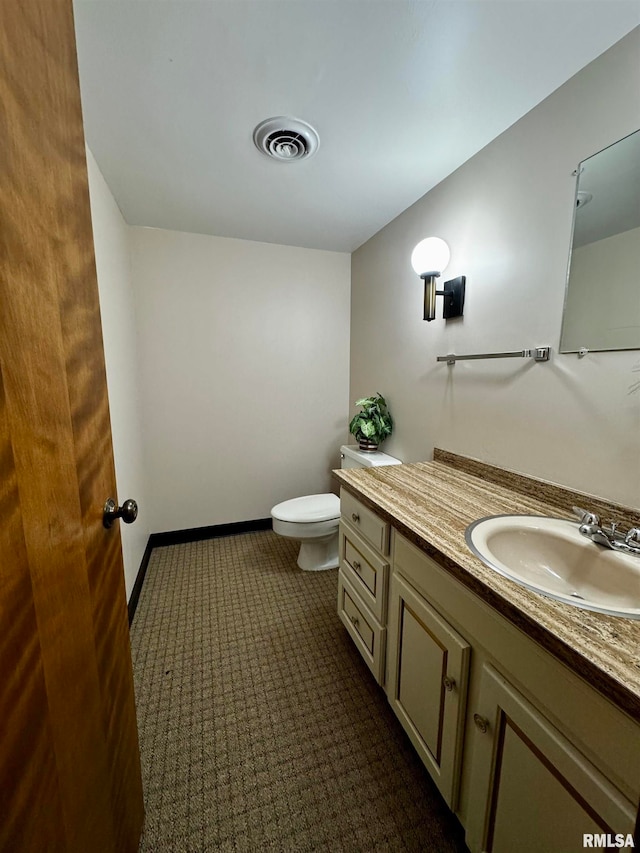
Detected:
[{"left": 465, "top": 515, "right": 640, "bottom": 619}]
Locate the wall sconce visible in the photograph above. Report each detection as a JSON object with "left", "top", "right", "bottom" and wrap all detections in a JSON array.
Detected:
[{"left": 410, "top": 237, "right": 465, "bottom": 322}]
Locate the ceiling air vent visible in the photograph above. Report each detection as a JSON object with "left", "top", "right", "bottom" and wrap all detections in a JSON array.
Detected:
[{"left": 253, "top": 117, "right": 319, "bottom": 162}]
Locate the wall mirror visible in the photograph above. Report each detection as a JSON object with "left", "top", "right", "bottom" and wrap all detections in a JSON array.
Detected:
[{"left": 560, "top": 129, "right": 640, "bottom": 353}]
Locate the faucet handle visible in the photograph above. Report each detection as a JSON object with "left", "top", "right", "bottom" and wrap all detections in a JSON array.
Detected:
[
  {"left": 572, "top": 506, "right": 600, "bottom": 526},
  {"left": 624, "top": 527, "right": 640, "bottom": 545}
]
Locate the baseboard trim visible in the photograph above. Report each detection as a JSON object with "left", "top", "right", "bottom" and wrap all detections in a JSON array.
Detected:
[
  {"left": 127, "top": 517, "right": 272, "bottom": 625},
  {"left": 128, "top": 537, "right": 154, "bottom": 626},
  {"left": 149, "top": 517, "right": 272, "bottom": 548}
]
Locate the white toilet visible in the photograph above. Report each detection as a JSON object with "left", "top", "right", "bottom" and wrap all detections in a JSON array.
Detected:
[{"left": 271, "top": 445, "right": 401, "bottom": 571}]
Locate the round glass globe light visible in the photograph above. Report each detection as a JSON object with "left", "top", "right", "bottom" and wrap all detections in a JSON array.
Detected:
[{"left": 411, "top": 237, "right": 450, "bottom": 277}]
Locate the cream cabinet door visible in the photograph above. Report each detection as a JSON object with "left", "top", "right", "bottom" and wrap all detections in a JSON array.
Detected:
[
  {"left": 466, "top": 664, "right": 637, "bottom": 853},
  {"left": 387, "top": 572, "right": 470, "bottom": 808}
]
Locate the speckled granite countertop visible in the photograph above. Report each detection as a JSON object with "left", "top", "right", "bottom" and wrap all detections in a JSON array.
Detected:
[{"left": 333, "top": 449, "right": 640, "bottom": 722}]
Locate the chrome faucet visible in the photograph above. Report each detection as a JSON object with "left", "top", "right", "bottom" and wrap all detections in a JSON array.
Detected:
[{"left": 573, "top": 507, "right": 640, "bottom": 556}]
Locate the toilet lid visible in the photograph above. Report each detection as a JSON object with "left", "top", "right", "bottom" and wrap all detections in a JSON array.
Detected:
[{"left": 271, "top": 493, "right": 340, "bottom": 523}]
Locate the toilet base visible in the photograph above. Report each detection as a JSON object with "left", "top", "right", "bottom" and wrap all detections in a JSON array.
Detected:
[{"left": 296, "top": 534, "right": 339, "bottom": 571}]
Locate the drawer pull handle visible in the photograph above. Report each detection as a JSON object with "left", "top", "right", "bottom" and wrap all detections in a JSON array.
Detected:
[
  {"left": 351, "top": 512, "right": 360, "bottom": 523},
  {"left": 473, "top": 713, "right": 489, "bottom": 734},
  {"left": 350, "top": 615, "right": 359, "bottom": 627},
  {"left": 352, "top": 560, "right": 361, "bottom": 571},
  {"left": 443, "top": 676, "right": 456, "bottom": 692}
]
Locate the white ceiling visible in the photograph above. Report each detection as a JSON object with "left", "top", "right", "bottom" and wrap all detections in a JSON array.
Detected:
[{"left": 73, "top": 1, "right": 640, "bottom": 253}]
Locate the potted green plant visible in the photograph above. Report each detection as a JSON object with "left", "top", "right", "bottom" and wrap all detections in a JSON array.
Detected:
[{"left": 348, "top": 393, "right": 393, "bottom": 451}]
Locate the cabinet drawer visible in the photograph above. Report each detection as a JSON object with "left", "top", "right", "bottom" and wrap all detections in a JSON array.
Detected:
[
  {"left": 340, "top": 488, "right": 390, "bottom": 555},
  {"left": 339, "top": 521, "right": 389, "bottom": 623},
  {"left": 337, "top": 570, "right": 386, "bottom": 685}
]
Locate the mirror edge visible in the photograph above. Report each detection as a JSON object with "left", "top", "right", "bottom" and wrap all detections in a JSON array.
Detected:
[{"left": 558, "top": 129, "right": 640, "bottom": 355}]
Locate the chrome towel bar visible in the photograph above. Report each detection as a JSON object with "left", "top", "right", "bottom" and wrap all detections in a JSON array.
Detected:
[{"left": 437, "top": 347, "right": 551, "bottom": 366}]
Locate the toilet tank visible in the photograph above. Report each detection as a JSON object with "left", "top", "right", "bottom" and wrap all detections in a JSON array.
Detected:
[{"left": 340, "top": 444, "right": 402, "bottom": 469}]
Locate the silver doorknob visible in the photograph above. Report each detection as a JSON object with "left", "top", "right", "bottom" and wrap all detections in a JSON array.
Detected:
[{"left": 103, "top": 498, "right": 138, "bottom": 529}]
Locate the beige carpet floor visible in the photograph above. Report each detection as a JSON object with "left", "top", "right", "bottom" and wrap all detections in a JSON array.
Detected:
[{"left": 131, "top": 530, "right": 469, "bottom": 852}]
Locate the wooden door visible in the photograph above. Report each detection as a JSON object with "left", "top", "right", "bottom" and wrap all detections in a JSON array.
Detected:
[{"left": 0, "top": 2, "right": 144, "bottom": 851}]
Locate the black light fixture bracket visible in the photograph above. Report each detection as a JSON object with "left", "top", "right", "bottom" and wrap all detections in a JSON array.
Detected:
[{"left": 441, "top": 275, "right": 466, "bottom": 319}]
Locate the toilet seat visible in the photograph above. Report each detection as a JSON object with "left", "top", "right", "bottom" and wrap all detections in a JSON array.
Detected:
[
  {"left": 271, "top": 493, "right": 340, "bottom": 524},
  {"left": 271, "top": 494, "right": 340, "bottom": 570}
]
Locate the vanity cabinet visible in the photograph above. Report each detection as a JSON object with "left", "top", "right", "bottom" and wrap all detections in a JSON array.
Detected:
[
  {"left": 390, "top": 532, "right": 640, "bottom": 853},
  {"left": 337, "top": 489, "right": 390, "bottom": 685},
  {"left": 465, "top": 664, "right": 636, "bottom": 853},
  {"left": 340, "top": 488, "right": 390, "bottom": 554},
  {"left": 386, "top": 571, "right": 470, "bottom": 808}
]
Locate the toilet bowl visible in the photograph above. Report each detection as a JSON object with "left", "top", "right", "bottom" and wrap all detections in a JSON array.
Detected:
[
  {"left": 271, "top": 493, "right": 341, "bottom": 571},
  {"left": 271, "top": 445, "right": 402, "bottom": 571}
]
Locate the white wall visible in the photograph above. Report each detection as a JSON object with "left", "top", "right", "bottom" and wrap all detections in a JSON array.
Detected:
[
  {"left": 86, "top": 149, "right": 150, "bottom": 598},
  {"left": 350, "top": 29, "right": 640, "bottom": 509},
  {"left": 130, "top": 227, "right": 351, "bottom": 533}
]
